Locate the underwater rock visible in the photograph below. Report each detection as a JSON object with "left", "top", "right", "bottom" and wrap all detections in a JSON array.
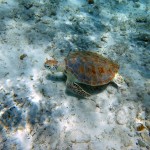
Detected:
[
  {"left": 88, "top": 0, "right": 94, "bottom": 4},
  {"left": 20, "top": 54, "right": 27, "bottom": 60},
  {"left": 136, "top": 123, "right": 146, "bottom": 132}
]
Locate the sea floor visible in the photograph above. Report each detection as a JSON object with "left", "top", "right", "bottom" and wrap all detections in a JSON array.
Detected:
[{"left": 0, "top": 0, "right": 150, "bottom": 150}]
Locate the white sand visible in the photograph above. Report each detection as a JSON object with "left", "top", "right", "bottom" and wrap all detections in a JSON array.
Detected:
[{"left": 0, "top": 0, "right": 150, "bottom": 149}]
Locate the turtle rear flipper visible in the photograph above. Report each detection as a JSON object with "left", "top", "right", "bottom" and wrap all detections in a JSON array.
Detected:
[
  {"left": 112, "top": 73, "right": 125, "bottom": 88},
  {"left": 66, "top": 81, "right": 91, "bottom": 97}
]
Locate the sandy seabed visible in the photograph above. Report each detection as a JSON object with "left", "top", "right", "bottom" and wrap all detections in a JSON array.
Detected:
[{"left": 0, "top": 0, "right": 150, "bottom": 149}]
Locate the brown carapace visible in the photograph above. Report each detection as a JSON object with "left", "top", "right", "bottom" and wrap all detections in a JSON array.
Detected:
[{"left": 65, "top": 51, "right": 119, "bottom": 86}]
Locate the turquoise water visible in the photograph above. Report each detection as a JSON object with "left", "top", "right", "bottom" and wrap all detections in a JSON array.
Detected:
[{"left": 0, "top": 0, "right": 150, "bottom": 149}]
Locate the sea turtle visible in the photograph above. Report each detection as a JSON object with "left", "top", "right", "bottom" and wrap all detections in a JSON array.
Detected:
[{"left": 44, "top": 51, "right": 121, "bottom": 97}]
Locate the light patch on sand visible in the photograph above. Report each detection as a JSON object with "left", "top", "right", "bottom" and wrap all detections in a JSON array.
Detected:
[
  {"left": 68, "top": 0, "right": 84, "bottom": 6},
  {"left": 89, "top": 35, "right": 97, "bottom": 41},
  {"left": 13, "top": 127, "right": 32, "bottom": 150}
]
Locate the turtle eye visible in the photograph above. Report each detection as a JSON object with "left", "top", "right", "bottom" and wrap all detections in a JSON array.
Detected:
[{"left": 44, "top": 64, "right": 51, "bottom": 70}]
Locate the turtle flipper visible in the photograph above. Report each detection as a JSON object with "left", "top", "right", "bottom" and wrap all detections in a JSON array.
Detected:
[{"left": 66, "top": 82, "right": 91, "bottom": 97}]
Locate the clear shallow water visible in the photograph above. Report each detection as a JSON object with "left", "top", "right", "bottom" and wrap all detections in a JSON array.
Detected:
[{"left": 0, "top": 0, "right": 150, "bottom": 149}]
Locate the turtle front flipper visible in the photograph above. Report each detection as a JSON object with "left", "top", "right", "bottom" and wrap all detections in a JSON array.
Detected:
[{"left": 66, "top": 82, "right": 91, "bottom": 97}]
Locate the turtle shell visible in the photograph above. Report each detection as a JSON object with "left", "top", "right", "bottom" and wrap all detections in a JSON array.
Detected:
[{"left": 65, "top": 51, "right": 119, "bottom": 86}]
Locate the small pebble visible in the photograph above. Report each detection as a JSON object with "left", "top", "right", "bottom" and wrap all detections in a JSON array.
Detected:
[
  {"left": 101, "top": 36, "right": 107, "bottom": 42},
  {"left": 137, "top": 139, "right": 146, "bottom": 147},
  {"left": 136, "top": 124, "right": 146, "bottom": 131},
  {"left": 20, "top": 54, "right": 27, "bottom": 60}
]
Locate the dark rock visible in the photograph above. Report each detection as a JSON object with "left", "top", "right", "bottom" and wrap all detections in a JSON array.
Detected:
[{"left": 88, "top": 0, "right": 94, "bottom": 4}]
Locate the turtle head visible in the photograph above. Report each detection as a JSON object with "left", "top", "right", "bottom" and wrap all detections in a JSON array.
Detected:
[
  {"left": 44, "top": 58, "right": 58, "bottom": 73},
  {"left": 44, "top": 58, "right": 65, "bottom": 73}
]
